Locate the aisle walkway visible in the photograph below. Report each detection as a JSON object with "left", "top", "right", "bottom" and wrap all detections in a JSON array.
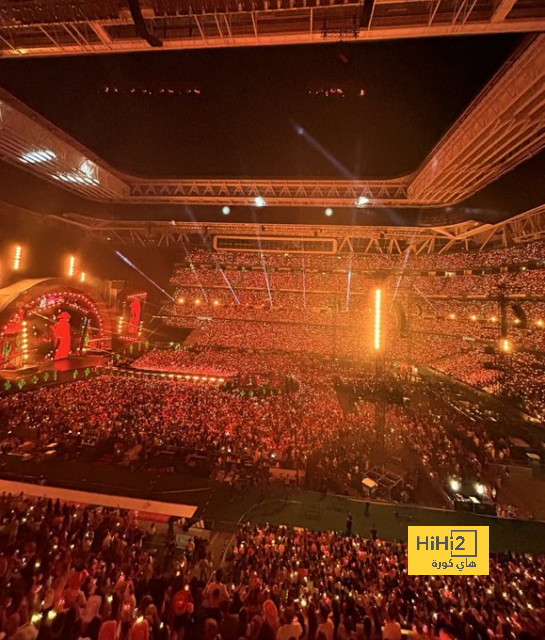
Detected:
[{"left": 0, "top": 478, "right": 197, "bottom": 522}]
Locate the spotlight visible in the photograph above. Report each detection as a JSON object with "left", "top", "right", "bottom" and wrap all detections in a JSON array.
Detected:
[
  {"left": 68, "top": 255, "right": 76, "bottom": 278},
  {"left": 475, "top": 483, "right": 486, "bottom": 496},
  {"left": 54, "top": 172, "right": 99, "bottom": 186},
  {"left": 325, "top": 208, "right": 334, "bottom": 217},
  {"left": 357, "top": 196, "right": 369, "bottom": 207},
  {"left": 178, "top": 297, "right": 185, "bottom": 304},
  {"left": 255, "top": 196, "right": 266, "bottom": 208},
  {"left": 222, "top": 206, "right": 231, "bottom": 215},
  {"left": 20, "top": 149, "right": 56, "bottom": 164},
  {"left": 449, "top": 478, "right": 461, "bottom": 493}
]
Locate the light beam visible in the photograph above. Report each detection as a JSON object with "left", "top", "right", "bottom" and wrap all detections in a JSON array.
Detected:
[{"left": 115, "top": 251, "right": 174, "bottom": 300}]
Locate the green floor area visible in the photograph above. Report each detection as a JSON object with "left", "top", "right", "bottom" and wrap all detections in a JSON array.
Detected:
[
  {"left": 243, "top": 490, "right": 545, "bottom": 554},
  {"left": 3, "top": 455, "right": 545, "bottom": 554}
]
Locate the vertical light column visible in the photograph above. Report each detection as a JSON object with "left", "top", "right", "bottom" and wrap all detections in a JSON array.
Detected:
[
  {"left": 68, "top": 255, "right": 76, "bottom": 277},
  {"left": 374, "top": 288, "right": 382, "bottom": 351},
  {"left": 22, "top": 321, "right": 29, "bottom": 360},
  {"left": 13, "top": 245, "right": 22, "bottom": 271}
]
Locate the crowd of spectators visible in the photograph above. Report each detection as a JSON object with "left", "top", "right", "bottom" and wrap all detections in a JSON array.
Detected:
[
  {"left": 0, "top": 491, "right": 207, "bottom": 640},
  {"left": 132, "top": 351, "right": 345, "bottom": 387},
  {"left": 434, "top": 351, "right": 545, "bottom": 422},
  {"left": 167, "top": 290, "right": 366, "bottom": 312},
  {"left": 163, "top": 241, "right": 545, "bottom": 419},
  {"left": 166, "top": 305, "right": 335, "bottom": 327},
  {"left": 171, "top": 320, "right": 339, "bottom": 356},
  {"left": 1, "top": 494, "right": 545, "bottom": 640},
  {"left": 224, "top": 522, "right": 545, "bottom": 639},
  {"left": 170, "top": 244, "right": 545, "bottom": 321},
  {"left": 2, "top": 244, "right": 545, "bottom": 639},
  {"left": 0, "top": 361, "right": 513, "bottom": 502},
  {"left": 180, "top": 241, "right": 545, "bottom": 271}
]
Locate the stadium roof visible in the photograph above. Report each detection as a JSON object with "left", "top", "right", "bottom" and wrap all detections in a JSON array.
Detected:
[
  {"left": 3, "top": 200, "right": 545, "bottom": 254},
  {"left": 0, "top": 23, "right": 543, "bottom": 226},
  {"left": 0, "top": 0, "right": 544, "bottom": 57}
]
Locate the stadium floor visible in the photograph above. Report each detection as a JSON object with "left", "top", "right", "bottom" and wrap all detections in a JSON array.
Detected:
[{"left": 2, "top": 455, "right": 545, "bottom": 554}]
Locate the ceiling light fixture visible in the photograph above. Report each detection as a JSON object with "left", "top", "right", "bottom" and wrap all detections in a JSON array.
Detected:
[
  {"left": 20, "top": 149, "right": 56, "bottom": 164},
  {"left": 357, "top": 196, "right": 370, "bottom": 207}
]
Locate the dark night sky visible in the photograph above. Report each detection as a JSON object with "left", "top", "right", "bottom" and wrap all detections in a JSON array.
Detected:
[
  {"left": 0, "top": 34, "right": 544, "bottom": 287},
  {"left": 0, "top": 35, "right": 527, "bottom": 179}
]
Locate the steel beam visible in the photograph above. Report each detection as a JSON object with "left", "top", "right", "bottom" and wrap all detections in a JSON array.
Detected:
[
  {"left": 128, "top": 178, "right": 409, "bottom": 206},
  {"left": 0, "top": 0, "right": 544, "bottom": 58},
  {"left": 492, "top": 0, "right": 519, "bottom": 22},
  {"left": 408, "top": 35, "right": 545, "bottom": 204},
  {"left": 15, "top": 203, "right": 538, "bottom": 251},
  {"left": 3, "top": 200, "right": 544, "bottom": 253}
]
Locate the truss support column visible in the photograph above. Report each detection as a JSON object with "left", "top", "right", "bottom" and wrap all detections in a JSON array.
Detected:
[{"left": 496, "top": 285, "right": 512, "bottom": 398}]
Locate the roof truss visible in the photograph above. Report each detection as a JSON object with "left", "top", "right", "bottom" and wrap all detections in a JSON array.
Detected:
[
  {"left": 2, "top": 202, "right": 541, "bottom": 255},
  {"left": 0, "top": 34, "right": 544, "bottom": 209},
  {"left": 0, "top": 0, "right": 544, "bottom": 58}
]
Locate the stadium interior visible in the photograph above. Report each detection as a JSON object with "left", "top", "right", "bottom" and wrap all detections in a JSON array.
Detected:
[{"left": 0, "top": 6, "right": 545, "bottom": 640}]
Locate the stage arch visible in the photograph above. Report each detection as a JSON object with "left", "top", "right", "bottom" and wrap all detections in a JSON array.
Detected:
[{"left": 0, "top": 278, "right": 112, "bottom": 369}]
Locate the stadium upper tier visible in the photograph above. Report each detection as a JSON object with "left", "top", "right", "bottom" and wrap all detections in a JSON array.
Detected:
[
  {"left": 168, "top": 241, "right": 545, "bottom": 309},
  {"left": 165, "top": 241, "right": 545, "bottom": 346},
  {"left": 174, "top": 239, "right": 545, "bottom": 273},
  {"left": 161, "top": 239, "right": 545, "bottom": 418}
]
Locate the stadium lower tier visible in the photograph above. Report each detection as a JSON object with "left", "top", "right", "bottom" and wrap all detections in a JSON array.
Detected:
[
  {"left": 2, "top": 494, "right": 545, "bottom": 640},
  {"left": 0, "top": 364, "right": 520, "bottom": 505}
]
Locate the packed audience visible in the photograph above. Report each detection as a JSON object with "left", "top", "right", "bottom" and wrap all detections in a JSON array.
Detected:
[
  {"left": 225, "top": 522, "right": 545, "bottom": 639},
  {"left": 0, "top": 492, "right": 208, "bottom": 640},
  {"left": 0, "top": 363, "right": 515, "bottom": 503},
  {"left": 163, "top": 239, "right": 545, "bottom": 418},
  {"left": 181, "top": 240, "right": 545, "bottom": 271},
  {"left": 132, "top": 350, "right": 345, "bottom": 387},
  {"left": 172, "top": 320, "right": 339, "bottom": 356},
  {"left": 435, "top": 351, "right": 545, "bottom": 422},
  {"left": 2, "top": 241, "right": 545, "bottom": 640},
  {"left": 1, "top": 494, "right": 545, "bottom": 640}
]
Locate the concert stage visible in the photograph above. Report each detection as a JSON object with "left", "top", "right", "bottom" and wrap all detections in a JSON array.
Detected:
[{"left": 0, "top": 354, "right": 109, "bottom": 380}]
